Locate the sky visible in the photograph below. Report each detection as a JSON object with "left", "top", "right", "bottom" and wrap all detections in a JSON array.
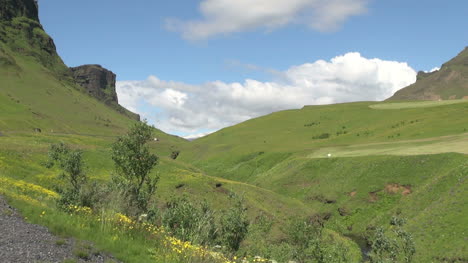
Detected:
[{"left": 38, "top": 0, "right": 468, "bottom": 138}]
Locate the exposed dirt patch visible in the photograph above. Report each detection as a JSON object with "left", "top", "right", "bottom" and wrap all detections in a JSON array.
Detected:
[
  {"left": 309, "top": 212, "right": 332, "bottom": 226},
  {"left": 338, "top": 207, "right": 349, "bottom": 216},
  {"left": 385, "top": 183, "right": 412, "bottom": 195},
  {"left": 309, "top": 194, "right": 336, "bottom": 204},
  {"left": 368, "top": 191, "right": 379, "bottom": 202},
  {"left": 349, "top": 191, "right": 357, "bottom": 197},
  {"left": 214, "top": 186, "right": 230, "bottom": 195}
]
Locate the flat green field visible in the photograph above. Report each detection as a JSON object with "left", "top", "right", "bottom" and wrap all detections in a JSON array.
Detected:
[{"left": 369, "top": 99, "right": 468, "bottom": 109}]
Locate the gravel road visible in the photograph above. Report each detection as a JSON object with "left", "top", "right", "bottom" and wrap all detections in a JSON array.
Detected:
[{"left": 0, "top": 195, "right": 120, "bottom": 263}]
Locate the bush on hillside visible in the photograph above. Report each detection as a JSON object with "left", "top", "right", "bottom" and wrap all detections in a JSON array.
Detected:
[
  {"left": 46, "top": 142, "right": 93, "bottom": 209},
  {"left": 367, "top": 216, "right": 416, "bottom": 263},
  {"left": 111, "top": 121, "right": 159, "bottom": 216},
  {"left": 218, "top": 194, "right": 250, "bottom": 252},
  {"left": 162, "top": 196, "right": 217, "bottom": 246}
]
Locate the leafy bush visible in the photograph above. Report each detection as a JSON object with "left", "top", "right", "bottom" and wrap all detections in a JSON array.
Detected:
[
  {"left": 312, "top": 133, "right": 330, "bottom": 140},
  {"left": 367, "top": 216, "right": 416, "bottom": 263},
  {"left": 287, "top": 217, "right": 324, "bottom": 263},
  {"left": 111, "top": 121, "right": 159, "bottom": 215},
  {"left": 162, "top": 196, "right": 217, "bottom": 246},
  {"left": 218, "top": 194, "right": 250, "bottom": 252},
  {"left": 46, "top": 142, "right": 91, "bottom": 209}
]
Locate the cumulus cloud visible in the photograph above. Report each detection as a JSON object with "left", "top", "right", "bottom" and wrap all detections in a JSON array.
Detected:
[
  {"left": 425, "top": 67, "right": 440, "bottom": 73},
  {"left": 116, "top": 52, "right": 416, "bottom": 137},
  {"left": 166, "top": 0, "right": 369, "bottom": 40}
]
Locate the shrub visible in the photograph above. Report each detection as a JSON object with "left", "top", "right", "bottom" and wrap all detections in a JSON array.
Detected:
[
  {"left": 162, "top": 196, "right": 217, "bottom": 246},
  {"left": 367, "top": 216, "right": 415, "bottom": 263},
  {"left": 46, "top": 142, "right": 90, "bottom": 209},
  {"left": 312, "top": 133, "right": 330, "bottom": 140},
  {"left": 218, "top": 194, "right": 249, "bottom": 252},
  {"left": 170, "top": 150, "right": 180, "bottom": 160},
  {"left": 111, "top": 121, "right": 159, "bottom": 216},
  {"left": 287, "top": 217, "right": 324, "bottom": 263}
]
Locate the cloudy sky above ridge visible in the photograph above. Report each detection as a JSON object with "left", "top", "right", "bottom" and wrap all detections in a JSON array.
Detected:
[
  {"left": 39, "top": 0, "right": 468, "bottom": 137},
  {"left": 116, "top": 53, "right": 416, "bottom": 135}
]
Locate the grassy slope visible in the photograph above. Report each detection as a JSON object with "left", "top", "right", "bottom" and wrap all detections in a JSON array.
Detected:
[
  {"left": 180, "top": 100, "right": 468, "bottom": 262},
  {"left": 0, "top": 132, "right": 322, "bottom": 262},
  {"left": 0, "top": 14, "right": 338, "bottom": 263},
  {"left": 182, "top": 101, "right": 468, "bottom": 162},
  {"left": 1, "top": 11, "right": 467, "bottom": 263}
]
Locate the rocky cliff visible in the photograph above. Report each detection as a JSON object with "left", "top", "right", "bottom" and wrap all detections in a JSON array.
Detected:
[
  {"left": 388, "top": 47, "right": 468, "bottom": 101},
  {"left": 0, "top": 0, "right": 39, "bottom": 22},
  {"left": 0, "top": 0, "right": 140, "bottom": 121},
  {"left": 70, "top": 65, "right": 119, "bottom": 104},
  {"left": 70, "top": 65, "right": 140, "bottom": 121}
]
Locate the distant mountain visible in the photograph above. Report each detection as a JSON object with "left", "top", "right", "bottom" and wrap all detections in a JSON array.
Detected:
[{"left": 388, "top": 47, "right": 468, "bottom": 101}]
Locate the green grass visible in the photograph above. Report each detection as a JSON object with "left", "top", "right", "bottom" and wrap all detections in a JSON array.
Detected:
[
  {"left": 176, "top": 100, "right": 468, "bottom": 262},
  {"left": 1, "top": 14, "right": 467, "bottom": 263},
  {"left": 369, "top": 99, "right": 468, "bottom": 109}
]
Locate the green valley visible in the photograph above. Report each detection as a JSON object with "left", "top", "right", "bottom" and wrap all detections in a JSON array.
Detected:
[{"left": 0, "top": 0, "right": 467, "bottom": 262}]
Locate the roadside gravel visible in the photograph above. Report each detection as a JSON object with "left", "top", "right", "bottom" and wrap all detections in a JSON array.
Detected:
[{"left": 0, "top": 195, "right": 120, "bottom": 263}]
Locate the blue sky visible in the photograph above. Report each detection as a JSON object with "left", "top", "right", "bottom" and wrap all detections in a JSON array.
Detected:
[{"left": 38, "top": 0, "right": 468, "bottom": 137}]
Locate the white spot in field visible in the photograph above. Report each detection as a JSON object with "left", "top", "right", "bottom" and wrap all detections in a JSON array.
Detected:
[{"left": 327, "top": 153, "right": 332, "bottom": 157}]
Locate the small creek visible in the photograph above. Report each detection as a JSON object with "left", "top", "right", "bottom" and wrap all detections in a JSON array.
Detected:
[{"left": 345, "top": 234, "right": 371, "bottom": 261}]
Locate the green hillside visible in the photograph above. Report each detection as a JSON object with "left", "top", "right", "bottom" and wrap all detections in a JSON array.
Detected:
[
  {"left": 0, "top": 3, "right": 329, "bottom": 263},
  {"left": 1, "top": 1, "right": 467, "bottom": 262},
  {"left": 180, "top": 100, "right": 468, "bottom": 262},
  {"left": 388, "top": 47, "right": 468, "bottom": 100}
]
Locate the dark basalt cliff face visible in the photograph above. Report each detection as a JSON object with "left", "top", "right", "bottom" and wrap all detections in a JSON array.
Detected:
[
  {"left": 388, "top": 47, "right": 468, "bottom": 101},
  {"left": 70, "top": 65, "right": 119, "bottom": 104},
  {"left": 0, "top": 0, "right": 39, "bottom": 22},
  {"left": 70, "top": 65, "right": 140, "bottom": 121},
  {"left": 0, "top": 0, "right": 140, "bottom": 121}
]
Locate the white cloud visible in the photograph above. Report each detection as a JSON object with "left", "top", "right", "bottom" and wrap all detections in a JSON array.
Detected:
[
  {"left": 166, "top": 0, "right": 369, "bottom": 40},
  {"left": 425, "top": 67, "right": 440, "bottom": 73},
  {"left": 183, "top": 131, "right": 214, "bottom": 140},
  {"left": 116, "top": 52, "right": 416, "bottom": 137}
]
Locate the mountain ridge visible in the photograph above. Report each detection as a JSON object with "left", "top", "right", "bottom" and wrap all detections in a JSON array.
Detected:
[
  {"left": 388, "top": 47, "right": 468, "bottom": 100},
  {"left": 0, "top": 0, "right": 146, "bottom": 134}
]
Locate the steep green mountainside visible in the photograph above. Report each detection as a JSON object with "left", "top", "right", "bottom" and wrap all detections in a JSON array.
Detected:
[
  {"left": 388, "top": 47, "right": 468, "bottom": 100},
  {"left": 0, "top": 0, "right": 174, "bottom": 143},
  {"left": 180, "top": 100, "right": 468, "bottom": 262}
]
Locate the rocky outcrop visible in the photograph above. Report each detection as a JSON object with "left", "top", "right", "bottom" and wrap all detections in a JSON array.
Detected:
[
  {"left": 70, "top": 65, "right": 140, "bottom": 121},
  {"left": 70, "top": 65, "right": 119, "bottom": 105},
  {"left": 1, "top": 0, "right": 139, "bottom": 122},
  {"left": 387, "top": 47, "right": 468, "bottom": 101},
  {"left": 0, "top": 0, "right": 39, "bottom": 22}
]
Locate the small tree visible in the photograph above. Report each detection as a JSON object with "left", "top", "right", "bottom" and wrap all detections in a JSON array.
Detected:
[
  {"left": 46, "top": 142, "right": 87, "bottom": 208},
  {"left": 111, "top": 121, "right": 159, "bottom": 215}
]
